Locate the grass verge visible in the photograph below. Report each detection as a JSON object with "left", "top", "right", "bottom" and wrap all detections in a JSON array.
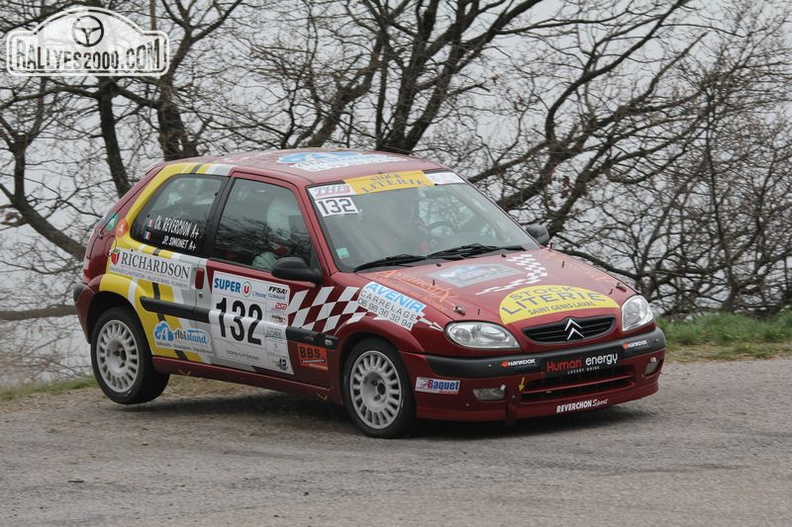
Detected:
[
  {"left": 0, "top": 376, "right": 96, "bottom": 401},
  {"left": 659, "top": 311, "right": 792, "bottom": 362}
]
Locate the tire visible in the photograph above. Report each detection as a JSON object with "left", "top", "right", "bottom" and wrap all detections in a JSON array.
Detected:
[
  {"left": 342, "top": 338, "right": 416, "bottom": 438},
  {"left": 91, "top": 306, "right": 169, "bottom": 404}
]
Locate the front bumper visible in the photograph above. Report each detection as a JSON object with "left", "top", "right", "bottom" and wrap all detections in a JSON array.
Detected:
[{"left": 403, "top": 328, "right": 665, "bottom": 422}]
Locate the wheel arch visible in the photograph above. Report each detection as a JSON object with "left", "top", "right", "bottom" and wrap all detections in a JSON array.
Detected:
[{"left": 87, "top": 291, "right": 134, "bottom": 338}]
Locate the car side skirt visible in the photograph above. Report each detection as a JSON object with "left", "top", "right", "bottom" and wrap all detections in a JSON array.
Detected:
[{"left": 152, "top": 357, "right": 332, "bottom": 401}]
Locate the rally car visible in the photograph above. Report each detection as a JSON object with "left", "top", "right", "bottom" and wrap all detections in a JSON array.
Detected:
[{"left": 74, "top": 149, "right": 665, "bottom": 438}]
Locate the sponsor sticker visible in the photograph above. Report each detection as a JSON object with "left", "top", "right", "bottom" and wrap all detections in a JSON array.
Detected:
[
  {"left": 623, "top": 339, "right": 649, "bottom": 351},
  {"left": 415, "top": 377, "right": 461, "bottom": 395},
  {"left": 556, "top": 398, "right": 608, "bottom": 414},
  {"left": 500, "top": 358, "right": 538, "bottom": 370},
  {"left": 344, "top": 170, "right": 435, "bottom": 195},
  {"left": 297, "top": 344, "right": 328, "bottom": 370},
  {"left": 431, "top": 264, "right": 520, "bottom": 287},
  {"left": 499, "top": 285, "right": 619, "bottom": 324},
  {"left": 104, "top": 212, "right": 118, "bottom": 231},
  {"left": 425, "top": 171, "right": 464, "bottom": 185},
  {"left": 308, "top": 183, "right": 356, "bottom": 198},
  {"left": 109, "top": 248, "right": 191, "bottom": 289},
  {"left": 209, "top": 272, "right": 293, "bottom": 374},
  {"left": 153, "top": 321, "right": 213, "bottom": 354},
  {"left": 357, "top": 281, "right": 426, "bottom": 330},
  {"left": 545, "top": 352, "right": 620, "bottom": 375},
  {"left": 278, "top": 151, "right": 407, "bottom": 172},
  {"left": 476, "top": 253, "right": 548, "bottom": 295}
]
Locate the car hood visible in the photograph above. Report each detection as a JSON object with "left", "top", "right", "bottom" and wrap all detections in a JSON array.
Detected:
[{"left": 360, "top": 248, "right": 634, "bottom": 329}]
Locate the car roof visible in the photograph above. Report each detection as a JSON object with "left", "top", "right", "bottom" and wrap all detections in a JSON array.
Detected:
[{"left": 155, "top": 148, "right": 449, "bottom": 186}]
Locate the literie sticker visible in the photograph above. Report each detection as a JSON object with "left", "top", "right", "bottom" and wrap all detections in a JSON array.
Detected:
[
  {"left": 344, "top": 171, "right": 435, "bottom": 195},
  {"left": 500, "top": 285, "right": 619, "bottom": 324}
]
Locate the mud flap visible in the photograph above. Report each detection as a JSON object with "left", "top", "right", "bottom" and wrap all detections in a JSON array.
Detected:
[{"left": 506, "top": 392, "right": 519, "bottom": 426}]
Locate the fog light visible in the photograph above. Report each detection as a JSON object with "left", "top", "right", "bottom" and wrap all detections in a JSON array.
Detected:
[
  {"left": 473, "top": 385, "right": 506, "bottom": 401},
  {"left": 644, "top": 357, "right": 660, "bottom": 376}
]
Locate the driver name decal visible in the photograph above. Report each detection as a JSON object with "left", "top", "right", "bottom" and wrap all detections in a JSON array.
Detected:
[{"left": 500, "top": 285, "right": 619, "bottom": 324}]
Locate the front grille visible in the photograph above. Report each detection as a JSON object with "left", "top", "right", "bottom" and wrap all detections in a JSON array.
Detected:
[
  {"left": 521, "top": 366, "right": 632, "bottom": 402},
  {"left": 523, "top": 315, "right": 615, "bottom": 343}
]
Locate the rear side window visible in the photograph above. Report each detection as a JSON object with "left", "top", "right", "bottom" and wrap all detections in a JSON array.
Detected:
[
  {"left": 211, "top": 178, "right": 312, "bottom": 271},
  {"left": 131, "top": 175, "right": 223, "bottom": 255}
]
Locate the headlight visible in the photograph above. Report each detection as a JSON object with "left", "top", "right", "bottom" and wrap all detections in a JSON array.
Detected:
[
  {"left": 622, "top": 295, "right": 654, "bottom": 332},
  {"left": 446, "top": 322, "right": 519, "bottom": 349}
]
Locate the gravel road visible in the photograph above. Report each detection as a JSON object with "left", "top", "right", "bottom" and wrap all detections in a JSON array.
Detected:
[{"left": 1, "top": 359, "right": 790, "bottom": 526}]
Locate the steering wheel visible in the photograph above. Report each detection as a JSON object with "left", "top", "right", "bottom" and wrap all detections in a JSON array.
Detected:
[{"left": 427, "top": 221, "right": 458, "bottom": 249}]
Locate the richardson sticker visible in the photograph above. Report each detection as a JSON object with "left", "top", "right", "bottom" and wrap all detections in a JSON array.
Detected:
[
  {"left": 556, "top": 398, "right": 608, "bottom": 414},
  {"left": 357, "top": 281, "right": 426, "bottom": 330},
  {"left": 500, "top": 285, "right": 618, "bottom": 324},
  {"left": 415, "top": 377, "right": 461, "bottom": 395},
  {"left": 278, "top": 151, "right": 407, "bottom": 172},
  {"left": 297, "top": 344, "right": 328, "bottom": 370},
  {"left": 109, "top": 248, "right": 191, "bottom": 289},
  {"left": 545, "top": 352, "right": 620, "bottom": 375},
  {"left": 344, "top": 170, "right": 435, "bottom": 195},
  {"left": 209, "top": 272, "right": 293, "bottom": 374},
  {"left": 431, "top": 264, "right": 520, "bottom": 287},
  {"left": 153, "top": 321, "right": 212, "bottom": 354}
]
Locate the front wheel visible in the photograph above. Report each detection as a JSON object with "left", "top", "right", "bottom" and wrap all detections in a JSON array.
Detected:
[
  {"left": 343, "top": 339, "right": 416, "bottom": 438},
  {"left": 91, "top": 306, "right": 169, "bottom": 404}
]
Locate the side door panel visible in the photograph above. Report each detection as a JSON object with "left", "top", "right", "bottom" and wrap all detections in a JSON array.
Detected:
[{"left": 195, "top": 175, "right": 331, "bottom": 386}]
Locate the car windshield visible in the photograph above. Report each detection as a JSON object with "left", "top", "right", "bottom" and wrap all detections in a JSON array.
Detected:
[{"left": 308, "top": 173, "right": 537, "bottom": 272}]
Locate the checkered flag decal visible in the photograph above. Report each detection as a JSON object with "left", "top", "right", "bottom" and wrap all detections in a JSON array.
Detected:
[
  {"left": 475, "top": 253, "right": 548, "bottom": 295},
  {"left": 287, "top": 286, "right": 366, "bottom": 333}
]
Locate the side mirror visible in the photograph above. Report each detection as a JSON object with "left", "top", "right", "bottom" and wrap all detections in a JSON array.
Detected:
[
  {"left": 272, "top": 257, "right": 322, "bottom": 285},
  {"left": 526, "top": 224, "right": 550, "bottom": 246}
]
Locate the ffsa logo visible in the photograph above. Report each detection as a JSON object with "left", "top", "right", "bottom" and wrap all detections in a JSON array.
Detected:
[{"left": 6, "top": 7, "right": 169, "bottom": 76}]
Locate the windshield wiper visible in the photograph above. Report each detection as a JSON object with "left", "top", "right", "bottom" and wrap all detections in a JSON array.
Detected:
[
  {"left": 427, "top": 243, "right": 525, "bottom": 259},
  {"left": 353, "top": 254, "right": 429, "bottom": 272}
]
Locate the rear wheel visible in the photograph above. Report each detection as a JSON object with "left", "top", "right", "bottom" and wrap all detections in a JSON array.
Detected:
[
  {"left": 343, "top": 338, "right": 416, "bottom": 438},
  {"left": 91, "top": 306, "right": 169, "bottom": 404}
]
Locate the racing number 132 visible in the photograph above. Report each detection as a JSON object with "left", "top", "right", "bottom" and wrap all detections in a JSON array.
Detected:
[
  {"left": 315, "top": 197, "right": 357, "bottom": 216},
  {"left": 215, "top": 297, "right": 262, "bottom": 344}
]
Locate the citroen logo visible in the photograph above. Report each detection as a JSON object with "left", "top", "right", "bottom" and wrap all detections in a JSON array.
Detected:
[{"left": 565, "top": 319, "right": 584, "bottom": 340}]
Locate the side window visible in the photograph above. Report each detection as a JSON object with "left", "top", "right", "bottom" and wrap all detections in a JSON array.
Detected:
[
  {"left": 212, "top": 179, "right": 312, "bottom": 272},
  {"left": 131, "top": 175, "right": 223, "bottom": 255}
]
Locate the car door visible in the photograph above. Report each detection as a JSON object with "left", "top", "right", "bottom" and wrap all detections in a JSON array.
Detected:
[
  {"left": 125, "top": 173, "right": 225, "bottom": 361},
  {"left": 197, "top": 176, "right": 329, "bottom": 385}
]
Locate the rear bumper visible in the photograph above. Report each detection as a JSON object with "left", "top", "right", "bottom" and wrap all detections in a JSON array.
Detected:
[
  {"left": 403, "top": 328, "right": 665, "bottom": 422},
  {"left": 72, "top": 282, "right": 93, "bottom": 341}
]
